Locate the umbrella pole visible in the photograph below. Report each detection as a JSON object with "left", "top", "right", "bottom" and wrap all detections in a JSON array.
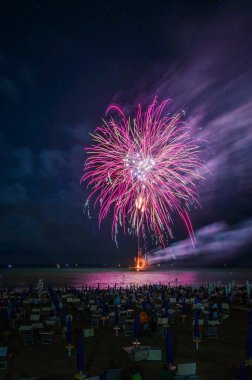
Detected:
[{"left": 68, "top": 343, "right": 71, "bottom": 357}]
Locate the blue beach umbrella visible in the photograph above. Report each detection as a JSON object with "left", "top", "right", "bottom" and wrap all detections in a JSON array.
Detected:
[
  {"left": 114, "top": 306, "right": 119, "bottom": 326},
  {"left": 67, "top": 318, "right": 72, "bottom": 346},
  {"left": 247, "top": 324, "right": 252, "bottom": 360},
  {"left": 209, "top": 304, "right": 214, "bottom": 320},
  {"left": 128, "top": 296, "right": 132, "bottom": 309},
  {"left": 249, "top": 310, "right": 252, "bottom": 325},
  {"left": 182, "top": 300, "right": 187, "bottom": 315},
  {"left": 239, "top": 364, "right": 247, "bottom": 380},
  {"left": 194, "top": 313, "right": 200, "bottom": 338},
  {"left": 166, "top": 329, "right": 173, "bottom": 365},
  {"left": 142, "top": 300, "right": 147, "bottom": 312},
  {"left": 164, "top": 306, "right": 169, "bottom": 318},
  {"left": 134, "top": 313, "right": 140, "bottom": 340},
  {"left": 76, "top": 334, "right": 84, "bottom": 372}
]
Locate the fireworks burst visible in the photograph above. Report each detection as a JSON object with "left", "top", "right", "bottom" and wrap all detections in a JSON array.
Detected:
[{"left": 82, "top": 97, "right": 203, "bottom": 246}]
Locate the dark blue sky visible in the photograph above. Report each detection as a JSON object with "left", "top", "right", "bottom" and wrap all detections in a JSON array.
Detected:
[{"left": 1, "top": 1, "right": 252, "bottom": 265}]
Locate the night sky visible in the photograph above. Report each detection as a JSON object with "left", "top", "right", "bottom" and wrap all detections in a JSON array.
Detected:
[{"left": 1, "top": 1, "right": 252, "bottom": 266}]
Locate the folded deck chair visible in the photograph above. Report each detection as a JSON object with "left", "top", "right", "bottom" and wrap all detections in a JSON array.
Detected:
[{"left": 0, "top": 346, "right": 8, "bottom": 370}]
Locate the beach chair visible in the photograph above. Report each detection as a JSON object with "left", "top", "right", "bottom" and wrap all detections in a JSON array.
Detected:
[
  {"left": 155, "top": 324, "right": 167, "bottom": 338},
  {"left": 147, "top": 348, "right": 162, "bottom": 360},
  {"left": 90, "top": 305, "right": 98, "bottom": 313},
  {"left": 157, "top": 317, "right": 169, "bottom": 325},
  {"left": 22, "top": 331, "right": 34, "bottom": 345},
  {"left": 221, "top": 303, "right": 230, "bottom": 320},
  {"left": 0, "top": 346, "right": 8, "bottom": 370},
  {"left": 91, "top": 315, "right": 100, "bottom": 327},
  {"left": 206, "top": 326, "right": 218, "bottom": 338},
  {"left": 40, "top": 331, "right": 54, "bottom": 344},
  {"left": 107, "top": 368, "right": 122, "bottom": 380},
  {"left": 83, "top": 328, "right": 94, "bottom": 337},
  {"left": 9, "top": 318, "right": 18, "bottom": 329},
  {"left": 177, "top": 362, "right": 197, "bottom": 377},
  {"left": 123, "top": 322, "right": 134, "bottom": 336},
  {"left": 132, "top": 349, "right": 149, "bottom": 361}
]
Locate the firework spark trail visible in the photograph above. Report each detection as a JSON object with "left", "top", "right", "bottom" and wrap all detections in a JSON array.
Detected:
[{"left": 82, "top": 98, "right": 203, "bottom": 246}]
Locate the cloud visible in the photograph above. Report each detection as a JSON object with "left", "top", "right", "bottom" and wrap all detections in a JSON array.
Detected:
[
  {"left": 147, "top": 219, "right": 252, "bottom": 265},
  {"left": 0, "top": 76, "right": 19, "bottom": 99}
]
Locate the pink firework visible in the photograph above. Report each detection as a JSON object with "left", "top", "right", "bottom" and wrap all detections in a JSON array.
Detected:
[{"left": 82, "top": 97, "right": 203, "bottom": 246}]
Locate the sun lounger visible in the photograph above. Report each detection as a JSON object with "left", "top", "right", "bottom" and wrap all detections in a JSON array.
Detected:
[
  {"left": 147, "top": 348, "right": 162, "bottom": 360},
  {"left": 157, "top": 317, "right": 169, "bottom": 325},
  {"left": 0, "top": 346, "right": 8, "bottom": 370},
  {"left": 123, "top": 322, "right": 134, "bottom": 336},
  {"left": 107, "top": 368, "right": 122, "bottom": 380},
  {"left": 40, "top": 331, "right": 54, "bottom": 344},
  {"left": 177, "top": 362, "right": 197, "bottom": 376},
  {"left": 91, "top": 315, "right": 100, "bottom": 327},
  {"left": 84, "top": 328, "right": 94, "bottom": 337},
  {"left": 206, "top": 326, "right": 218, "bottom": 338},
  {"left": 156, "top": 322, "right": 169, "bottom": 337},
  {"left": 21, "top": 331, "right": 34, "bottom": 345},
  {"left": 132, "top": 349, "right": 149, "bottom": 361}
]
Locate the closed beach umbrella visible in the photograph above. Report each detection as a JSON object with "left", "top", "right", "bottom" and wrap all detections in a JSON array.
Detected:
[
  {"left": 182, "top": 300, "right": 186, "bottom": 315},
  {"left": 194, "top": 313, "right": 200, "bottom": 338},
  {"left": 209, "top": 304, "right": 214, "bottom": 320},
  {"left": 114, "top": 306, "right": 119, "bottom": 326},
  {"left": 249, "top": 310, "right": 252, "bottom": 325},
  {"left": 239, "top": 364, "right": 247, "bottom": 380},
  {"left": 164, "top": 306, "right": 169, "bottom": 318},
  {"left": 67, "top": 318, "right": 72, "bottom": 345},
  {"left": 247, "top": 324, "right": 252, "bottom": 360},
  {"left": 142, "top": 300, "right": 147, "bottom": 312},
  {"left": 76, "top": 333, "right": 84, "bottom": 372},
  {"left": 166, "top": 329, "right": 173, "bottom": 365},
  {"left": 134, "top": 313, "right": 140, "bottom": 340}
]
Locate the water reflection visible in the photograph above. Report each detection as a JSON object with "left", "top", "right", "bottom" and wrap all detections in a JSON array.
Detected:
[{"left": 1, "top": 268, "right": 252, "bottom": 288}]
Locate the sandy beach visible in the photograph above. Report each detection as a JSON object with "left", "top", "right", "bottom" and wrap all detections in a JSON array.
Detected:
[{"left": 1, "top": 283, "right": 252, "bottom": 380}]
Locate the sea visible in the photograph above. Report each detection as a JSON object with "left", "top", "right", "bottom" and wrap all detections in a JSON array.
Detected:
[{"left": 1, "top": 267, "right": 252, "bottom": 289}]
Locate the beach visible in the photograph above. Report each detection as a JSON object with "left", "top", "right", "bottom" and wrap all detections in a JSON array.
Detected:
[{"left": 1, "top": 273, "right": 252, "bottom": 379}]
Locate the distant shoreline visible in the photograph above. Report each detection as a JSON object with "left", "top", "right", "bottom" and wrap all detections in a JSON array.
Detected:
[{"left": 1, "top": 265, "right": 252, "bottom": 270}]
